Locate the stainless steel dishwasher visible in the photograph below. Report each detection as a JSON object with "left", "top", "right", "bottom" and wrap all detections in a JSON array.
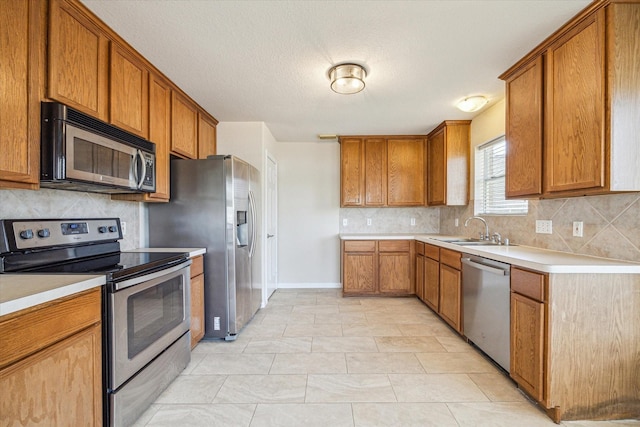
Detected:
[{"left": 461, "top": 254, "right": 511, "bottom": 372}]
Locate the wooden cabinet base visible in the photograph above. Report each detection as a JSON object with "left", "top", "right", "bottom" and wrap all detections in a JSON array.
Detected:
[{"left": 0, "top": 323, "right": 102, "bottom": 426}]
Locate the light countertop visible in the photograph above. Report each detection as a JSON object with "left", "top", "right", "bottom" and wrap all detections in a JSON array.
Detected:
[
  {"left": 340, "top": 233, "right": 640, "bottom": 274},
  {"left": 0, "top": 274, "right": 105, "bottom": 317},
  {"left": 126, "top": 247, "right": 206, "bottom": 258}
]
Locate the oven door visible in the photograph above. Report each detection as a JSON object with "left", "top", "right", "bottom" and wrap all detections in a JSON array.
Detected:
[
  {"left": 108, "top": 260, "right": 191, "bottom": 390},
  {"left": 65, "top": 123, "right": 148, "bottom": 190}
]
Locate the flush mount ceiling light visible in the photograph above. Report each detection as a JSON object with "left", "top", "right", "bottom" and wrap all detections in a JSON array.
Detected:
[
  {"left": 456, "top": 96, "right": 488, "bottom": 112},
  {"left": 329, "top": 63, "right": 366, "bottom": 94}
]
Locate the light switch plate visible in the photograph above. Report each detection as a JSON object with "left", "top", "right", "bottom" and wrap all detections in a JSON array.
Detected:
[
  {"left": 410, "top": 218, "right": 416, "bottom": 226},
  {"left": 342, "top": 218, "right": 348, "bottom": 227},
  {"left": 535, "top": 220, "right": 552, "bottom": 234}
]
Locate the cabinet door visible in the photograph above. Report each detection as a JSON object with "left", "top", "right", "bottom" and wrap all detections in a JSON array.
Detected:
[
  {"left": 48, "top": 0, "right": 108, "bottom": 120},
  {"left": 148, "top": 75, "right": 171, "bottom": 201},
  {"left": 427, "top": 128, "right": 446, "bottom": 205},
  {"left": 379, "top": 252, "right": 411, "bottom": 294},
  {"left": 424, "top": 257, "right": 440, "bottom": 312},
  {"left": 364, "top": 138, "right": 387, "bottom": 206},
  {"left": 171, "top": 91, "right": 198, "bottom": 159},
  {"left": 510, "top": 292, "right": 545, "bottom": 402},
  {"left": 415, "top": 254, "right": 425, "bottom": 301},
  {"left": 0, "top": 324, "right": 102, "bottom": 426},
  {"left": 340, "top": 138, "right": 365, "bottom": 206},
  {"left": 343, "top": 252, "right": 376, "bottom": 294},
  {"left": 198, "top": 112, "right": 217, "bottom": 159},
  {"left": 190, "top": 273, "right": 205, "bottom": 348},
  {"left": 0, "top": 0, "right": 41, "bottom": 189},
  {"left": 505, "top": 56, "right": 543, "bottom": 198},
  {"left": 545, "top": 10, "right": 605, "bottom": 193},
  {"left": 439, "top": 264, "right": 461, "bottom": 332},
  {"left": 110, "top": 43, "right": 149, "bottom": 138},
  {"left": 387, "top": 138, "right": 425, "bottom": 206}
]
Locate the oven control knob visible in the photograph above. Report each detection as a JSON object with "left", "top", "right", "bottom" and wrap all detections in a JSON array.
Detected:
[
  {"left": 98, "top": 226, "right": 108, "bottom": 233},
  {"left": 108, "top": 226, "right": 117, "bottom": 233},
  {"left": 19, "top": 229, "right": 34, "bottom": 240},
  {"left": 37, "top": 228, "right": 50, "bottom": 238}
]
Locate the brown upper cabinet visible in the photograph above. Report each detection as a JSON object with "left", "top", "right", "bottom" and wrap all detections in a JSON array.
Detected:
[
  {"left": 109, "top": 42, "right": 149, "bottom": 138},
  {"left": 426, "top": 121, "right": 471, "bottom": 206},
  {"left": 171, "top": 91, "right": 199, "bottom": 159},
  {"left": 340, "top": 136, "right": 426, "bottom": 207},
  {"left": 198, "top": 111, "right": 218, "bottom": 159},
  {"left": 48, "top": 0, "right": 109, "bottom": 121},
  {"left": 500, "top": 1, "right": 640, "bottom": 199},
  {"left": 0, "top": 0, "right": 44, "bottom": 190}
]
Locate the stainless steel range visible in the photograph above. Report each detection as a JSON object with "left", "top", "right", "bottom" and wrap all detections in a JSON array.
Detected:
[{"left": 0, "top": 218, "right": 192, "bottom": 427}]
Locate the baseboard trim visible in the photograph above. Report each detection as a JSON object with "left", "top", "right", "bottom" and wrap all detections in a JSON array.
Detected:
[{"left": 277, "top": 282, "right": 342, "bottom": 289}]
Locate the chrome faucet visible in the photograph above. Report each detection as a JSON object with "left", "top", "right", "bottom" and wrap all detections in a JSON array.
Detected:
[
  {"left": 464, "top": 216, "right": 489, "bottom": 240},
  {"left": 491, "top": 232, "right": 502, "bottom": 245}
]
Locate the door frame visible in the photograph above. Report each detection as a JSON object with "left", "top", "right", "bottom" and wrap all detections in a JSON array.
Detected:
[{"left": 264, "top": 150, "right": 278, "bottom": 305}]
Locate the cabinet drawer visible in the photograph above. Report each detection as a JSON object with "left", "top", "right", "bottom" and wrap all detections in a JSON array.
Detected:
[
  {"left": 511, "top": 267, "right": 546, "bottom": 302},
  {"left": 440, "top": 248, "right": 461, "bottom": 269},
  {"left": 0, "top": 288, "right": 101, "bottom": 369},
  {"left": 190, "top": 255, "right": 204, "bottom": 277},
  {"left": 379, "top": 240, "right": 410, "bottom": 252},
  {"left": 425, "top": 244, "right": 440, "bottom": 261},
  {"left": 344, "top": 240, "right": 376, "bottom": 252},
  {"left": 415, "top": 241, "right": 425, "bottom": 256}
]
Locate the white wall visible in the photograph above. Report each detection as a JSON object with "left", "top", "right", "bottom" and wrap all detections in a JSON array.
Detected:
[{"left": 273, "top": 141, "right": 341, "bottom": 287}]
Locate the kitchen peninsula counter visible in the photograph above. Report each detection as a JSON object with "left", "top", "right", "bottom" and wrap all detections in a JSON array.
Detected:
[{"left": 339, "top": 234, "right": 640, "bottom": 274}]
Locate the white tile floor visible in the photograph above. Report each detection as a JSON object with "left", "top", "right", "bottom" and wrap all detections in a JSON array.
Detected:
[{"left": 133, "top": 289, "right": 639, "bottom": 427}]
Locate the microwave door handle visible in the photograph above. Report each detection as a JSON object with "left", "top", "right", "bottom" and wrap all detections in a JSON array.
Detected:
[{"left": 135, "top": 149, "right": 146, "bottom": 189}]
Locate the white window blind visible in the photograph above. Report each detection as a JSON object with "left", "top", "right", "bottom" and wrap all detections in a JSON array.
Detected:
[{"left": 474, "top": 136, "right": 528, "bottom": 215}]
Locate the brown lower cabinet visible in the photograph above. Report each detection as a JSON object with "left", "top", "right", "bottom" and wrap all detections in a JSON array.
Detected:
[
  {"left": 509, "top": 267, "right": 548, "bottom": 412},
  {"left": 190, "top": 255, "right": 205, "bottom": 348},
  {"left": 0, "top": 288, "right": 103, "bottom": 426},
  {"left": 414, "top": 242, "right": 462, "bottom": 334},
  {"left": 342, "top": 240, "right": 414, "bottom": 296}
]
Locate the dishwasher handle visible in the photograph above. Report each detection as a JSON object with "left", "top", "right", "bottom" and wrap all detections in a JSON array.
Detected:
[{"left": 461, "top": 257, "right": 510, "bottom": 276}]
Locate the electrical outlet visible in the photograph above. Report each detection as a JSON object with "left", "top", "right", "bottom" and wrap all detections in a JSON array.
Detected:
[
  {"left": 535, "top": 220, "right": 552, "bottom": 234},
  {"left": 410, "top": 218, "right": 416, "bottom": 226},
  {"left": 573, "top": 221, "right": 584, "bottom": 237},
  {"left": 455, "top": 218, "right": 459, "bottom": 227},
  {"left": 366, "top": 218, "right": 372, "bottom": 226},
  {"left": 121, "top": 221, "right": 127, "bottom": 236},
  {"left": 342, "top": 218, "right": 348, "bottom": 227}
]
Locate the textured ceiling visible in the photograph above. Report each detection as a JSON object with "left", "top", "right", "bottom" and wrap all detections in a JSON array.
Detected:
[{"left": 81, "top": 0, "right": 591, "bottom": 142}]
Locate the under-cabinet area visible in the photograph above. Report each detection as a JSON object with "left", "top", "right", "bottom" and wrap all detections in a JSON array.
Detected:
[{"left": 340, "top": 234, "right": 640, "bottom": 422}]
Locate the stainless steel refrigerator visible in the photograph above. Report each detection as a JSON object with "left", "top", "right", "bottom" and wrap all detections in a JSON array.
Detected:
[{"left": 148, "top": 155, "right": 261, "bottom": 340}]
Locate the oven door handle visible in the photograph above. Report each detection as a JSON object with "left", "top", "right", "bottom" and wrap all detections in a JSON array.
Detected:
[{"left": 113, "top": 259, "right": 192, "bottom": 291}]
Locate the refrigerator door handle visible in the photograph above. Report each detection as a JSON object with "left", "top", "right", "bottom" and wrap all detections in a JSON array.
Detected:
[{"left": 248, "top": 190, "right": 257, "bottom": 258}]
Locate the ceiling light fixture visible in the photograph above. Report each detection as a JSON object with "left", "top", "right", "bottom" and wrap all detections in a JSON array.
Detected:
[
  {"left": 456, "top": 96, "right": 488, "bottom": 112},
  {"left": 329, "top": 63, "right": 366, "bottom": 94}
]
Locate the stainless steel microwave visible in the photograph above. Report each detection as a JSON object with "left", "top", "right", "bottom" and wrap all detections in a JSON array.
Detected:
[{"left": 40, "top": 102, "right": 156, "bottom": 194}]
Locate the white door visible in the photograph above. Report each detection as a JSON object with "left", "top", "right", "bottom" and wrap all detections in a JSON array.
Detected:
[{"left": 265, "top": 152, "right": 278, "bottom": 299}]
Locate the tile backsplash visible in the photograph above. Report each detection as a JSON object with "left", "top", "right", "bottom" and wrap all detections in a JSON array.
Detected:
[
  {"left": 0, "top": 188, "right": 142, "bottom": 250},
  {"left": 340, "top": 207, "right": 440, "bottom": 234},
  {"left": 439, "top": 193, "right": 640, "bottom": 263}
]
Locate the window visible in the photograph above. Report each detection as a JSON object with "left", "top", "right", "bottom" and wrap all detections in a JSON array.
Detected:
[{"left": 474, "top": 136, "right": 528, "bottom": 215}]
